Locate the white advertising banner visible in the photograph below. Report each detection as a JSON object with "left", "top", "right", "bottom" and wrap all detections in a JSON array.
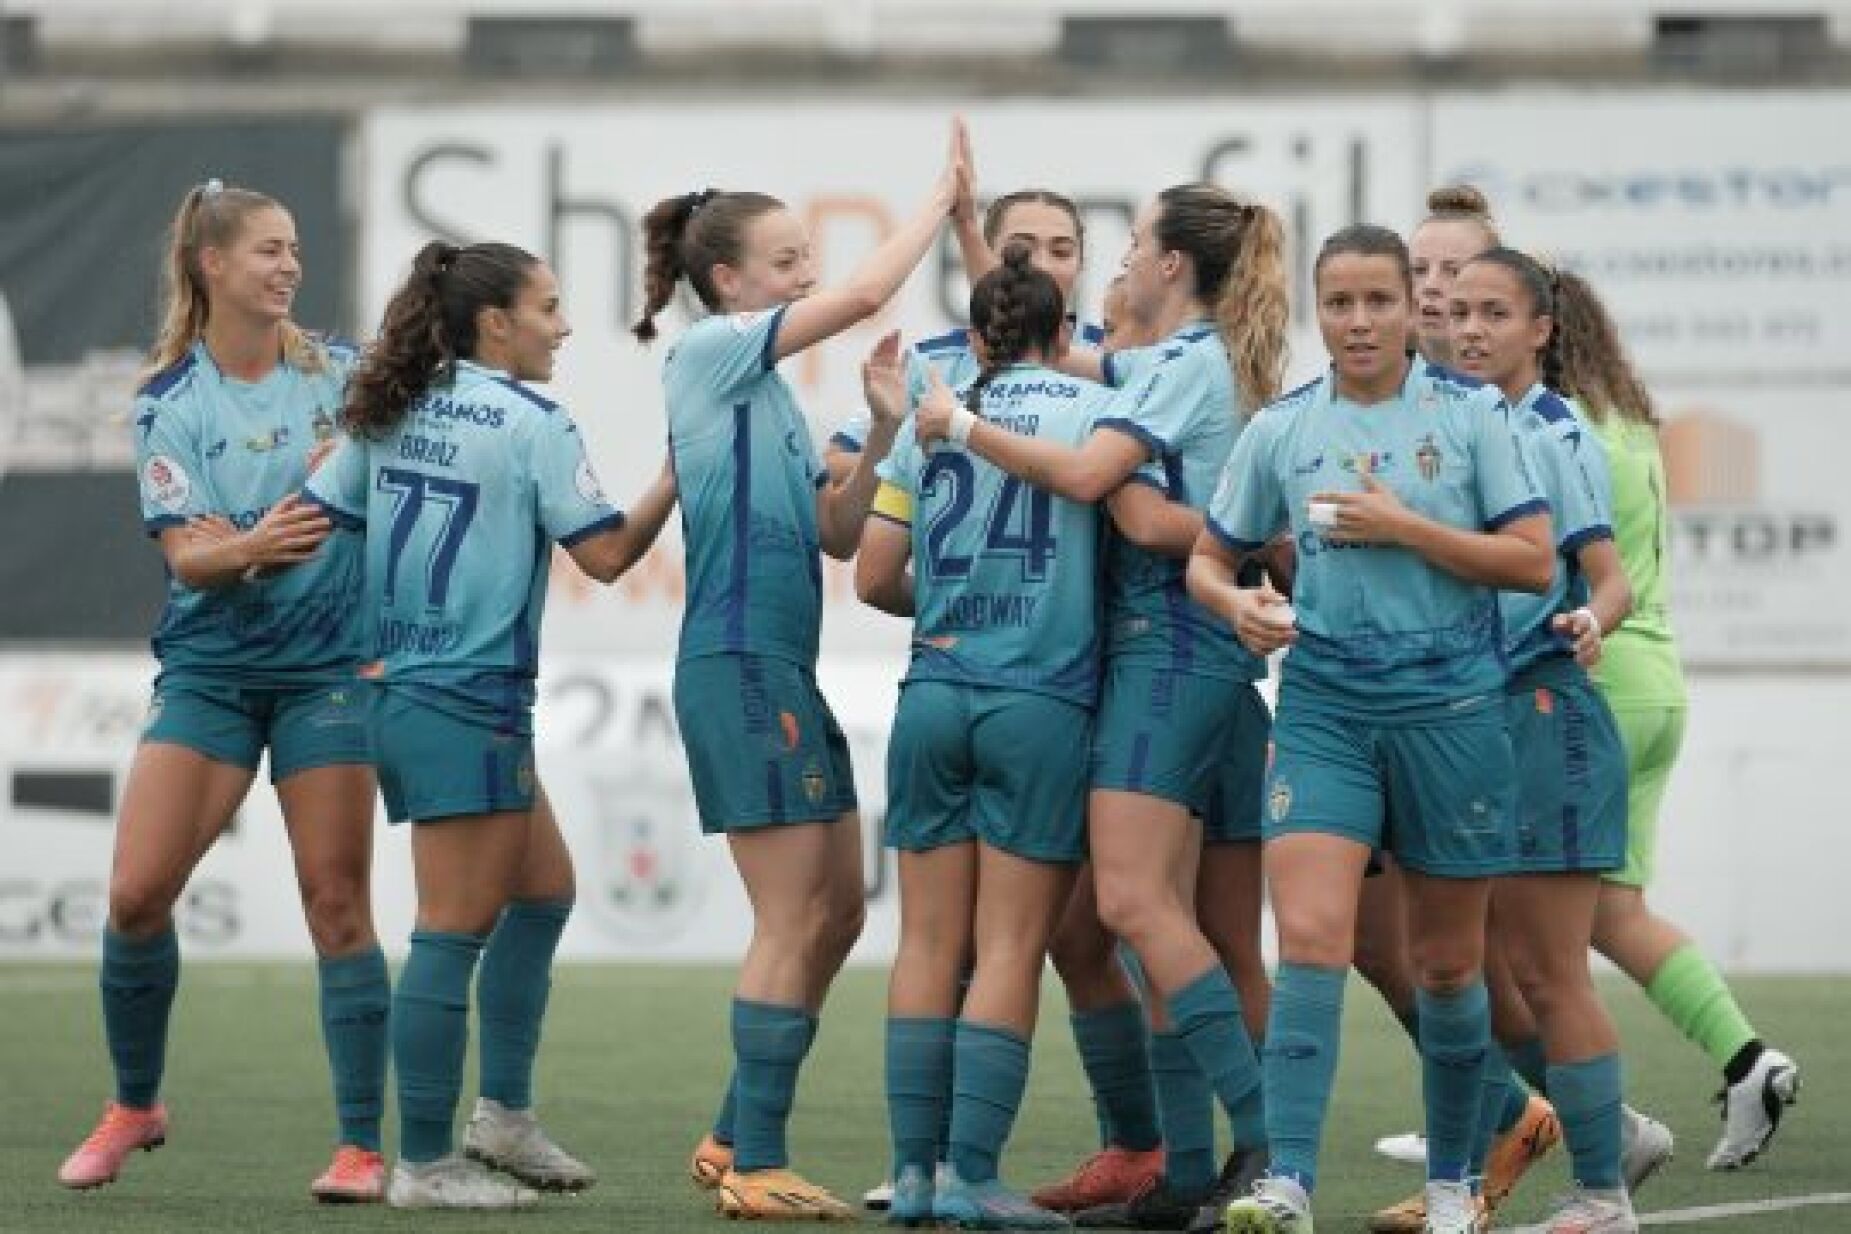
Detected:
[
  {"left": 1430, "top": 93, "right": 1851, "bottom": 664},
  {"left": 0, "top": 653, "right": 906, "bottom": 961},
  {"left": 4, "top": 653, "right": 1846, "bottom": 970},
  {"left": 361, "top": 100, "right": 1422, "bottom": 656}
]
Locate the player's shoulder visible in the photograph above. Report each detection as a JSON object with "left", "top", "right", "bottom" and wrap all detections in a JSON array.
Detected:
[
  {"left": 1252, "top": 371, "right": 1325, "bottom": 428},
  {"left": 135, "top": 349, "right": 200, "bottom": 404}
]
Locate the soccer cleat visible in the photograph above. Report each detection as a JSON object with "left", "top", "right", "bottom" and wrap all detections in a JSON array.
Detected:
[
  {"left": 58, "top": 1102, "right": 168, "bottom": 1189},
  {"left": 717, "top": 1166, "right": 856, "bottom": 1222},
  {"left": 866, "top": 1177, "right": 896, "bottom": 1211},
  {"left": 387, "top": 1153, "right": 539, "bottom": 1210},
  {"left": 310, "top": 1144, "right": 386, "bottom": 1203},
  {"left": 1073, "top": 1176, "right": 1207, "bottom": 1229},
  {"left": 1032, "top": 1145, "right": 1166, "bottom": 1212},
  {"left": 1186, "top": 1148, "right": 1269, "bottom": 1234},
  {"left": 1422, "top": 1180, "right": 1482, "bottom": 1234},
  {"left": 463, "top": 1097, "right": 595, "bottom": 1191},
  {"left": 1705, "top": 1046, "right": 1799, "bottom": 1170},
  {"left": 886, "top": 1164, "right": 934, "bottom": 1227},
  {"left": 1481, "top": 1095, "right": 1560, "bottom": 1218},
  {"left": 1618, "top": 1106, "right": 1674, "bottom": 1194},
  {"left": 692, "top": 1133, "right": 736, "bottom": 1191},
  {"left": 1368, "top": 1188, "right": 1488, "bottom": 1233},
  {"left": 1224, "top": 1175, "right": 1315, "bottom": 1234},
  {"left": 933, "top": 1165, "right": 1070, "bottom": 1229},
  {"left": 1541, "top": 1185, "right": 1638, "bottom": 1233}
]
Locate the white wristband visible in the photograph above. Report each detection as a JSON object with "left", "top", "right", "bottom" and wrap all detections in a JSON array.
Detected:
[
  {"left": 948, "top": 406, "right": 977, "bottom": 445},
  {"left": 1574, "top": 605, "right": 1601, "bottom": 639}
]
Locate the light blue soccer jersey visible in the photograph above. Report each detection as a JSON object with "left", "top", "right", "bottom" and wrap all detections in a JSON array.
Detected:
[
  {"left": 1503, "top": 383, "right": 1615, "bottom": 674},
  {"left": 307, "top": 359, "right": 621, "bottom": 697},
  {"left": 664, "top": 307, "right": 827, "bottom": 667},
  {"left": 1092, "top": 320, "right": 1263, "bottom": 683},
  {"left": 830, "top": 321, "right": 1106, "bottom": 453},
  {"left": 1208, "top": 361, "right": 1548, "bottom": 713},
  {"left": 135, "top": 339, "right": 365, "bottom": 682},
  {"left": 877, "top": 364, "right": 1112, "bottom": 707}
]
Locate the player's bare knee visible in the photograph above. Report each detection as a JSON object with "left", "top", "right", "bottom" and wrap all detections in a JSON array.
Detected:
[{"left": 107, "top": 874, "right": 179, "bottom": 938}]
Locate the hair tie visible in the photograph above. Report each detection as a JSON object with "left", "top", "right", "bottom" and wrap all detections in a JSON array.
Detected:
[
  {"left": 434, "top": 243, "right": 460, "bottom": 273},
  {"left": 201, "top": 177, "right": 225, "bottom": 198}
]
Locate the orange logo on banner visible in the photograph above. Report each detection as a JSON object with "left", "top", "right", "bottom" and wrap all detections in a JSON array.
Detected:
[{"left": 1661, "top": 410, "right": 1760, "bottom": 507}]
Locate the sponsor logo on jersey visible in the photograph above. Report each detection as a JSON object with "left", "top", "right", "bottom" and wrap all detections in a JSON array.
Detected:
[
  {"left": 245, "top": 426, "right": 291, "bottom": 453},
  {"left": 1340, "top": 451, "right": 1392, "bottom": 476},
  {"left": 143, "top": 454, "right": 192, "bottom": 512},
  {"left": 575, "top": 457, "right": 606, "bottom": 505}
]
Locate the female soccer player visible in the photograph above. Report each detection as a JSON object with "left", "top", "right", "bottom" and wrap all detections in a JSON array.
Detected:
[
  {"left": 1558, "top": 273, "right": 1802, "bottom": 1172},
  {"left": 59, "top": 180, "right": 389, "bottom": 1204},
  {"left": 636, "top": 121, "right": 968, "bottom": 1222},
  {"left": 1451, "top": 247, "right": 1640, "bottom": 1233},
  {"left": 1192, "top": 224, "right": 1553, "bottom": 1234},
  {"left": 858, "top": 245, "right": 1115, "bottom": 1229},
  {"left": 919, "top": 182, "right": 1290, "bottom": 1232},
  {"left": 310, "top": 240, "right": 676, "bottom": 1209}
]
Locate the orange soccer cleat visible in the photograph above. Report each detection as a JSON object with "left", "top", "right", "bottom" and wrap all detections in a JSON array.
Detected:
[{"left": 58, "top": 1102, "right": 168, "bottom": 1189}]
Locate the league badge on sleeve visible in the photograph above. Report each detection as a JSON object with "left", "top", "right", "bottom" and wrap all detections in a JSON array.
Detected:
[
  {"left": 575, "top": 458, "right": 607, "bottom": 505},
  {"left": 142, "top": 454, "right": 193, "bottom": 512}
]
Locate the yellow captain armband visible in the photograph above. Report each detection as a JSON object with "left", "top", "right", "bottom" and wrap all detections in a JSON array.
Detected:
[{"left": 871, "top": 480, "right": 914, "bottom": 525}]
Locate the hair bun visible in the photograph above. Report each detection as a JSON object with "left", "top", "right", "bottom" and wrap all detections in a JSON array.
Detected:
[{"left": 1426, "top": 184, "right": 1491, "bottom": 217}]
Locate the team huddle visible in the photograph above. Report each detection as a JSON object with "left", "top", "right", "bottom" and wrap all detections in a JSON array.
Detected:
[{"left": 59, "top": 119, "right": 1799, "bottom": 1234}]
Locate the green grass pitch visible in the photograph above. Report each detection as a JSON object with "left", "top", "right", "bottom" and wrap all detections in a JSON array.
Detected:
[{"left": 1, "top": 965, "right": 1842, "bottom": 1232}]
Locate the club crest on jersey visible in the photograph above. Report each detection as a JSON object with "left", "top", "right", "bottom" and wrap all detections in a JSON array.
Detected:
[
  {"left": 1415, "top": 435, "right": 1442, "bottom": 482},
  {"left": 1268, "top": 778, "right": 1293, "bottom": 823},
  {"left": 245, "top": 426, "right": 291, "bottom": 453},
  {"left": 142, "top": 453, "right": 192, "bottom": 512}
]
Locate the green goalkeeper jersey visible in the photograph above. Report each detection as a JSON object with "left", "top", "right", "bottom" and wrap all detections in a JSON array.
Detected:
[{"left": 1584, "top": 406, "right": 1687, "bottom": 709}]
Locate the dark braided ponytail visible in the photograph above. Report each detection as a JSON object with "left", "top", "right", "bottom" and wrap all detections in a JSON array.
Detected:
[
  {"left": 343, "top": 240, "right": 536, "bottom": 439},
  {"left": 963, "top": 241, "right": 1064, "bottom": 414},
  {"left": 633, "top": 189, "right": 784, "bottom": 343}
]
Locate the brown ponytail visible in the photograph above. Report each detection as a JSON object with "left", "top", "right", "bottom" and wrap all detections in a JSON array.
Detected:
[
  {"left": 343, "top": 240, "right": 537, "bottom": 439},
  {"left": 633, "top": 189, "right": 783, "bottom": 343},
  {"left": 1549, "top": 268, "right": 1658, "bottom": 426},
  {"left": 1154, "top": 183, "right": 1289, "bottom": 414},
  {"left": 964, "top": 242, "right": 1064, "bottom": 413}
]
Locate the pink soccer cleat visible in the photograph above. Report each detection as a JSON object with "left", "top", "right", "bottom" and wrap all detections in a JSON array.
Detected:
[{"left": 58, "top": 1102, "right": 168, "bottom": 1189}]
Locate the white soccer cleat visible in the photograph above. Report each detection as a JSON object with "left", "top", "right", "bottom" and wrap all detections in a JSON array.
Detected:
[
  {"left": 1422, "top": 1179, "right": 1481, "bottom": 1234},
  {"left": 1618, "top": 1105, "right": 1674, "bottom": 1193},
  {"left": 463, "top": 1097, "right": 596, "bottom": 1191},
  {"left": 1225, "top": 1174, "right": 1315, "bottom": 1233},
  {"left": 1540, "top": 1185, "right": 1638, "bottom": 1233},
  {"left": 1706, "top": 1046, "right": 1800, "bottom": 1170},
  {"left": 387, "top": 1153, "right": 540, "bottom": 1210},
  {"left": 1374, "top": 1132, "right": 1428, "bottom": 1167},
  {"left": 863, "top": 1177, "right": 895, "bottom": 1210}
]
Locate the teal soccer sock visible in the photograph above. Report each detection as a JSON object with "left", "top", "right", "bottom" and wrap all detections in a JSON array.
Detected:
[
  {"left": 1170, "top": 965, "right": 1266, "bottom": 1151},
  {"left": 1150, "top": 1030, "right": 1217, "bottom": 1194},
  {"left": 394, "top": 930, "right": 485, "bottom": 1163},
  {"left": 478, "top": 899, "right": 572, "bottom": 1110},
  {"left": 1469, "top": 1046, "right": 1528, "bottom": 1177},
  {"left": 887, "top": 1016, "right": 955, "bottom": 1176},
  {"left": 713, "top": 1071, "right": 738, "bottom": 1145},
  {"left": 1417, "top": 983, "right": 1491, "bottom": 1183},
  {"left": 1262, "top": 963, "right": 1347, "bottom": 1193},
  {"left": 1549, "top": 1054, "right": 1624, "bottom": 1190},
  {"left": 317, "top": 946, "right": 389, "bottom": 1151},
  {"left": 948, "top": 1020, "right": 1032, "bottom": 1185},
  {"left": 101, "top": 927, "right": 179, "bottom": 1109},
  {"left": 1073, "top": 1001, "right": 1161, "bottom": 1152},
  {"left": 732, "top": 999, "right": 816, "bottom": 1172},
  {"left": 1506, "top": 1036, "right": 1549, "bottom": 1095}
]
